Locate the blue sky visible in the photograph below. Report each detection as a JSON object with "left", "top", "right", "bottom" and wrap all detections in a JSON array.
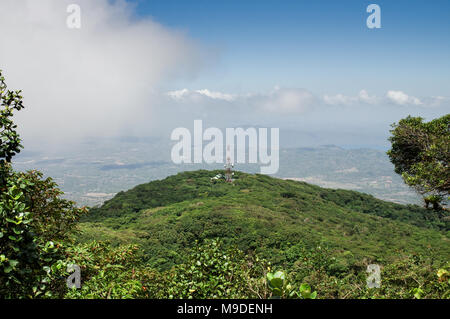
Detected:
[{"left": 128, "top": 0, "right": 450, "bottom": 96}]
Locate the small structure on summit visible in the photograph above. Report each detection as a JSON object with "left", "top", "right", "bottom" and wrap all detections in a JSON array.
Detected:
[
  {"left": 210, "top": 145, "right": 235, "bottom": 183},
  {"left": 224, "top": 145, "right": 234, "bottom": 183}
]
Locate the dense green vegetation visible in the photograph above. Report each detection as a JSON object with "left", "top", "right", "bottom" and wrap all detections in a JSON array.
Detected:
[
  {"left": 62, "top": 238, "right": 449, "bottom": 299},
  {"left": 75, "top": 169, "right": 450, "bottom": 298},
  {"left": 83, "top": 170, "right": 449, "bottom": 269}
]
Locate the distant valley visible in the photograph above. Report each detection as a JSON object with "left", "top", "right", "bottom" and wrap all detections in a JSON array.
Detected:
[{"left": 14, "top": 140, "right": 420, "bottom": 207}]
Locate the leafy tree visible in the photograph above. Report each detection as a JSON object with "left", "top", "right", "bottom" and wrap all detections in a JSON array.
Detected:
[
  {"left": 387, "top": 115, "right": 449, "bottom": 209},
  {"left": 0, "top": 70, "right": 24, "bottom": 189},
  {"left": 0, "top": 70, "right": 86, "bottom": 298}
]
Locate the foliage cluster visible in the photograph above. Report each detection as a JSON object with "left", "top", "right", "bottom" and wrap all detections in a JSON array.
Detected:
[
  {"left": 0, "top": 70, "right": 86, "bottom": 298},
  {"left": 63, "top": 239, "right": 449, "bottom": 299},
  {"left": 82, "top": 170, "right": 449, "bottom": 273},
  {"left": 387, "top": 115, "right": 449, "bottom": 208}
]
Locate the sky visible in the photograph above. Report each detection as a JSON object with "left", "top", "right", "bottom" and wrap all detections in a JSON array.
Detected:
[
  {"left": 0, "top": 0, "right": 449, "bottom": 149},
  {"left": 131, "top": 0, "right": 450, "bottom": 96}
]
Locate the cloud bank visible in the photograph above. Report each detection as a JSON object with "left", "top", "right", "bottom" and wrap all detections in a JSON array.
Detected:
[
  {"left": 166, "top": 87, "right": 316, "bottom": 114},
  {"left": 168, "top": 87, "right": 448, "bottom": 110},
  {"left": 0, "top": 0, "right": 204, "bottom": 142},
  {"left": 163, "top": 86, "right": 449, "bottom": 148}
]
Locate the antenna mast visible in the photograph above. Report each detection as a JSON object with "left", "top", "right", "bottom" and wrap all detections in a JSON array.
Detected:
[{"left": 225, "top": 145, "right": 234, "bottom": 183}]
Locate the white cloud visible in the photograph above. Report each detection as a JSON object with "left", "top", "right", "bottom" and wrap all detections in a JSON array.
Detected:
[
  {"left": 195, "top": 89, "right": 234, "bottom": 101},
  {"left": 0, "top": 0, "right": 204, "bottom": 142},
  {"left": 167, "top": 87, "right": 315, "bottom": 114},
  {"left": 423, "top": 96, "right": 450, "bottom": 107},
  {"left": 358, "top": 89, "right": 378, "bottom": 104},
  {"left": 167, "top": 89, "right": 234, "bottom": 101},
  {"left": 323, "top": 89, "right": 378, "bottom": 105},
  {"left": 167, "top": 89, "right": 191, "bottom": 100},
  {"left": 322, "top": 89, "right": 447, "bottom": 108},
  {"left": 259, "top": 88, "right": 315, "bottom": 113},
  {"left": 323, "top": 93, "right": 355, "bottom": 105},
  {"left": 386, "top": 90, "right": 422, "bottom": 106}
]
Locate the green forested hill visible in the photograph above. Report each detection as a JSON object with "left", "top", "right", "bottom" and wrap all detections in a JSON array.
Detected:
[{"left": 80, "top": 170, "right": 449, "bottom": 272}]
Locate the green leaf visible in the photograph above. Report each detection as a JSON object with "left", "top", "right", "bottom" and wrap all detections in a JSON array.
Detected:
[
  {"left": 270, "top": 278, "right": 283, "bottom": 289},
  {"left": 300, "top": 283, "right": 311, "bottom": 293}
]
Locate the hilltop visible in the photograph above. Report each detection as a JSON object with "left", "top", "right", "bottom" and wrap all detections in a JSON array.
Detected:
[
  {"left": 14, "top": 144, "right": 419, "bottom": 206},
  {"left": 79, "top": 170, "right": 449, "bottom": 272}
]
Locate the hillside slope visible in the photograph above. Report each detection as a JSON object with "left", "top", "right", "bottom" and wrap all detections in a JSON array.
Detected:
[{"left": 80, "top": 170, "right": 449, "bottom": 271}]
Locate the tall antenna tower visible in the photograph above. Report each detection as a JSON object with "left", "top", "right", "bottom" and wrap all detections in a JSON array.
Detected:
[{"left": 224, "top": 145, "right": 234, "bottom": 183}]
